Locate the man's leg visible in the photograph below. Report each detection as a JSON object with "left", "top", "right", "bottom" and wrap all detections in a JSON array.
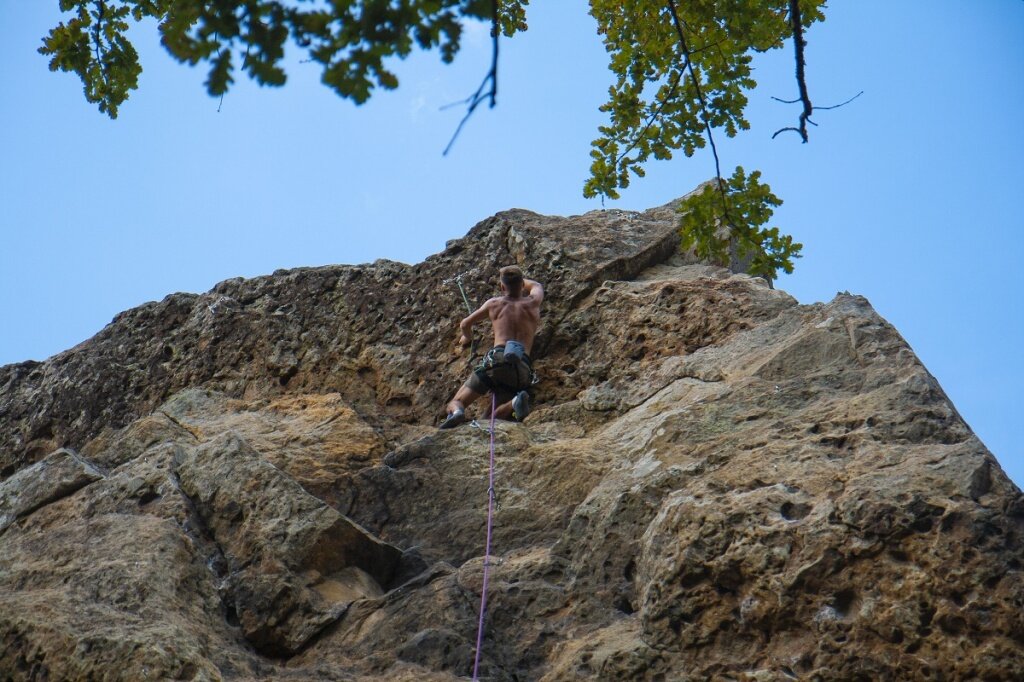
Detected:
[
  {"left": 494, "top": 390, "right": 530, "bottom": 421},
  {"left": 447, "top": 383, "right": 482, "bottom": 416},
  {"left": 441, "top": 381, "right": 487, "bottom": 429},
  {"left": 494, "top": 362, "right": 532, "bottom": 422},
  {"left": 494, "top": 398, "right": 515, "bottom": 420}
]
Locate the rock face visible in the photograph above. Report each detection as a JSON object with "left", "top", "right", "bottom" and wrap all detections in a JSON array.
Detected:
[{"left": 1, "top": 194, "right": 1022, "bottom": 681}]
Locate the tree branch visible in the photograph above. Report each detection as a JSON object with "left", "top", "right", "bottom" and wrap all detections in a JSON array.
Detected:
[
  {"left": 785, "top": 0, "right": 813, "bottom": 143},
  {"left": 612, "top": 69, "right": 683, "bottom": 171},
  {"left": 815, "top": 90, "right": 864, "bottom": 111},
  {"left": 771, "top": 0, "right": 864, "bottom": 142},
  {"left": 93, "top": 0, "right": 106, "bottom": 67},
  {"left": 771, "top": 126, "right": 799, "bottom": 139},
  {"left": 606, "top": 35, "right": 727, "bottom": 179},
  {"left": 443, "top": 1, "right": 499, "bottom": 156},
  {"left": 664, "top": 0, "right": 772, "bottom": 269},
  {"left": 664, "top": 0, "right": 731, "bottom": 222},
  {"left": 772, "top": 89, "right": 864, "bottom": 139}
]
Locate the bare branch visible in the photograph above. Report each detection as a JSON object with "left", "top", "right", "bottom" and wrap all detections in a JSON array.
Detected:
[
  {"left": 816, "top": 90, "right": 864, "bottom": 111},
  {"left": 771, "top": 126, "right": 802, "bottom": 140},
  {"left": 773, "top": 3, "right": 863, "bottom": 142},
  {"left": 786, "top": 0, "right": 813, "bottom": 142},
  {"left": 772, "top": 89, "right": 863, "bottom": 138},
  {"left": 443, "top": 1, "right": 499, "bottom": 156},
  {"left": 774, "top": 90, "right": 862, "bottom": 109}
]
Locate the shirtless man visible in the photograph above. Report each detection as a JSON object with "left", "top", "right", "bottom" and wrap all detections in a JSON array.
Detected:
[{"left": 440, "top": 266, "right": 544, "bottom": 429}]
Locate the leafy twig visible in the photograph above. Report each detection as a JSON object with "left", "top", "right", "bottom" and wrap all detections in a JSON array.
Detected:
[
  {"left": 664, "top": 0, "right": 733, "bottom": 226},
  {"left": 93, "top": 0, "right": 106, "bottom": 67},
  {"left": 666, "top": 0, "right": 791, "bottom": 274},
  {"left": 607, "top": 36, "right": 726, "bottom": 190},
  {"left": 612, "top": 69, "right": 683, "bottom": 171}
]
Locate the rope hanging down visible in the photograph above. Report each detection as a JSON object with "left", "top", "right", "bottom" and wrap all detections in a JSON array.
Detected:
[
  {"left": 445, "top": 270, "right": 496, "bottom": 676},
  {"left": 450, "top": 273, "right": 479, "bottom": 365},
  {"left": 455, "top": 275, "right": 474, "bottom": 314},
  {"left": 471, "top": 392, "right": 498, "bottom": 680}
]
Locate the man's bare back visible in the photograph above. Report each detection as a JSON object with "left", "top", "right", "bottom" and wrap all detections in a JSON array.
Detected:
[{"left": 458, "top": 278, "right": 543, "bottom": 354}]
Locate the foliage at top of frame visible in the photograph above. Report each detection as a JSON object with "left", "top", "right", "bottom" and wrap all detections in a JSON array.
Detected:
[
  {"left": 41, "top": 0, "right": 825, "bottom": 279},
  {"left": 40, "top": 0, "right": 530, "bottom": 118},
  {"left": 585, "top": 0, "right": 823, "bottom": 279}
]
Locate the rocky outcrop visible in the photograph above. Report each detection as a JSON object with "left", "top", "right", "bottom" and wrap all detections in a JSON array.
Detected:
[
  {"left": 1, "top": 195, "right": 1021, "bottom": 680},
  {"left": 0, "top": 449, "right": 102, "bottom": 533},
  {"left": 175, "top": 431, "right": 403, "bottom": 656},
  {"left": 0, "top": 202, "right": 691, "bottom": 477}
]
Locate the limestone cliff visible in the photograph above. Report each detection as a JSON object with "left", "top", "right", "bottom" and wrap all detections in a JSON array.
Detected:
[{"left": 1, "top": 195, "right": 1022, "bottom": 681}]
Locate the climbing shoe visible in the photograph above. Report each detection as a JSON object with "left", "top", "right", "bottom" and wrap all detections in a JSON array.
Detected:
[
  {"left": 512, "top": 391, "right": 531, "bottom": 422},
  {"left": 439, "top": 408, "right": 467, "bottom": 430}
]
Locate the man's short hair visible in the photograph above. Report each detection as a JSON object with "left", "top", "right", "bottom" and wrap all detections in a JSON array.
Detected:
[{"left": 500, "top": 265, "right": 524, "bottom": 287}]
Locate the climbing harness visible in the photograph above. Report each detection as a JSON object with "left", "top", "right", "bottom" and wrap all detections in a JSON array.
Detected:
[
  {"left": 472, "top": 346, "right": 537, "bottom": 397},
  {"left": 471, "top": 393, "right": 498, "bottom": 680}
]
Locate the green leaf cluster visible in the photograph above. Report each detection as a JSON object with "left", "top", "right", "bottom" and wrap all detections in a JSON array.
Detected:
[
  {"left": 583, "top": 0, "right": 825, "bottom": 201},
  {"left": 679, "top": 167, "right": 801, "bottom": 279},
  {"left": 40, "top": 0, "right": 143, "bottom": 117},
  {"left": 583, "top": 0, "right": 824, "bottom": 279},
  {"left": 40, "top": 0, "right": 530, "bottom": 117}
]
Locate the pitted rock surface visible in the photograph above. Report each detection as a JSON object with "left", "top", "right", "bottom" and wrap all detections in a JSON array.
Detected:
[
  {"left": 0, "top": 202, "right": 690, "bottom": 475},
  {"left": 1, "top": 195, "right": 1021, "bottom": 681}
]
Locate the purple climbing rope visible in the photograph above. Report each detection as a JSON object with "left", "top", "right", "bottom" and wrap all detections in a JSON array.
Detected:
[{"left": 472, "top": 392, "right": 498, "bottom": 680}]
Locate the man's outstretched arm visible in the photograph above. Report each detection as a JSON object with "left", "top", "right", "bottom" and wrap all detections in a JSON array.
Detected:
[{"left": 458, "top": 299, "right": 492, "bottom": 345}]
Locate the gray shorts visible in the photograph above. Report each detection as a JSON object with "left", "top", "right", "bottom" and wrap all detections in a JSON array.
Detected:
[{"left": 465, "top": 344, "right": 533, "bottom": 404}]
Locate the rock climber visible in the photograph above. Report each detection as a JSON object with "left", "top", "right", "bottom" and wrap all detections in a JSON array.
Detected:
[{"left": 439, "top": 266, "right": 544, "bottom": 429}]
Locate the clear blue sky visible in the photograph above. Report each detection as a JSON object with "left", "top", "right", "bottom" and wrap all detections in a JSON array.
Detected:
[{"left": 2, "top": 2, "right": 1021, "bottom": 486}]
